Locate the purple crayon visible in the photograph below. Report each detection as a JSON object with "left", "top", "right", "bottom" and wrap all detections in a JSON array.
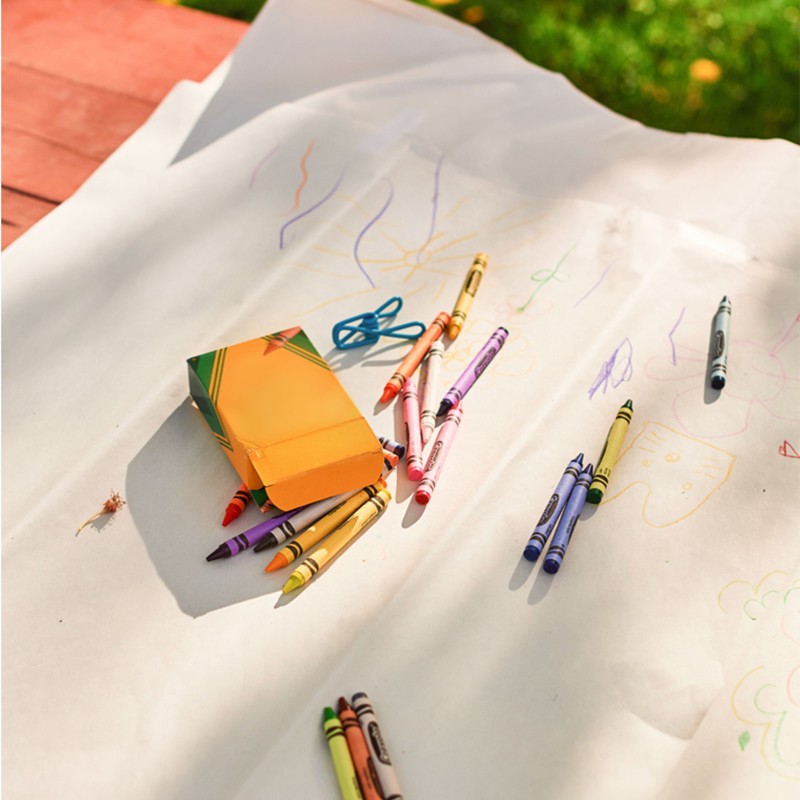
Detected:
[
  {"left": 437, "top": 326, "right": 508, "bottom": 416},
  {"left": 206, "top": 507, "right": 302, "bottom": 561},
  {"left": 523, "top": 453, "right": 584, "bottom": 562},
  {"left": 543, "top": 463, "right": 594, "bottom": 574}
]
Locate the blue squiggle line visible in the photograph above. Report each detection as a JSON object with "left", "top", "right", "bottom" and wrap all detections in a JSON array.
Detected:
[
  {"left": 353, "top": 179, "right": 394, "bottom": 289},
  {"left": 668, "top": 307, "right": 686, "bottom": 365},
  {"left": 573, "top": 261, "right": 613, "bottom": 308},
  {"left": 279, "top": 168, "right": 346, "bottom": 249},
  {"left": 416, "top": 154, "right": 444, "bottom": 264}
]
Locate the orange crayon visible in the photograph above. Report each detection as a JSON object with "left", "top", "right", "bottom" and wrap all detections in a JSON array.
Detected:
[
  {"left": 262, "top": 325, "right": 302, "bottom": 355},
  {"left": 337, "top": 697, "right": 383, "bottom": 800},
  {"left": 379, "top": 311, "right": 450, "bottom": 404},
  {"left": 222, "top": 483, "right": 251, "bottom": 526}
]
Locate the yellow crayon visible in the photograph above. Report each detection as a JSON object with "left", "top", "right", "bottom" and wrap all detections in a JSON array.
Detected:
[
  {"left": 265, "top": 479, "right": 387, "bottom": 572},
  {"left": 586, "top": 399, "right": 634, "bottom": 504},
  {"left": 448, "top": 252, "right": 488, "bottom": 340},
  {"left": 281, "top": 489, "right": 391, "bottom": 593}
]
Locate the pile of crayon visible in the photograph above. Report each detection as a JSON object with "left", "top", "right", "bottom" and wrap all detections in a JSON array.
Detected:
[
  {"left": 377, "top": 253, "right": 509, "bottom": 505},
  {"left": 522, "top": 399, "right": 634, "bottom": 573},
  {"left": 323, "top": 692, "right": 403, "bottom": 800},
  {"left": 206, "top": 448, "right": 399, "bottom": 594}
]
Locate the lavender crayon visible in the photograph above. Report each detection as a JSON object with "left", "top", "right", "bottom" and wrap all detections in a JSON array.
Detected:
[
  {"left": 523, "top": 453, "right": 584, "bottom": 562},
  {"left": 437, "top": 326, "right": 508, "bottom": 416},
  {"left": 543, "top": 463, "right": 594, "bottom": 574}
]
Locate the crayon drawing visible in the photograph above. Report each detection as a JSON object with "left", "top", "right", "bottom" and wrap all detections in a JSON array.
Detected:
[
  {"left": 600, "top": 422, "right": 735, "bottom": 527},
  {"left": 720, "top": 571, "right": 800, "bottom": 781},
  {"left": 646, "top": 300, "right": 800, "bottom": 439},
  {"left": 287, "top": 139, "right": 316, "bottom": 212},
  {"left": 588, "top": 337, "right": 634, "bottom": 400},
  {"left": 572, "top": 261, "right": 613, "bottom": 308},
  {"left": 779, "top": 441, "right": 800, "bottom": 459},
  {"left": 516, "top": 244, "right": 574, "bottom": 313}
]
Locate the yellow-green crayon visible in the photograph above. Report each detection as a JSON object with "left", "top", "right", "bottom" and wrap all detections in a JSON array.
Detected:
[
  {"left": 448, "top": 252, "right": 488, "bottom": 340},
  {"left": 265, "top": 479, "right": 386, "bottom": 572},
  {"left": 281, "top": 489, "right": 391, "bottom": 594},
  {"left": 323, "top": 706, "right": 364, "bottom": 800},
  {"left": 586, "top": 399, "right": 633, "bottom": 504}
]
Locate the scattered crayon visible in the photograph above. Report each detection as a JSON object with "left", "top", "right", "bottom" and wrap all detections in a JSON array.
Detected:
[
  {"left": 351, "top": 692, "right": 403, "bottom": 800},
  {"left": 337, "top": 697, "right": 383, "bottom": 800},
  {"left": 379, "top": 311, "right": 450, "bottom": 404},
  {"left": 586, "top": 399, "right": 634, "bottom": 505},
  {"left": 415, "top": 405, "right": 463, "bottom": 505},
  {"left": 281, "top": 489, "right": 391, "bottom": 594},
  {"left": 262, "top": 325, "right": 302, "bottom": 355},
  {"left": 420, "top": 340, "right": 444, "bottom": 445},
  {"left": 710, "top": 295, "right": 731, "bottom": 390},
  {"left": 543, "top": 463, "right": 593, "bottom": 574},
  {"left": 378, "top": 436, "right": 405, "bottom": 459},
  {"left": 448, "top": 252, "right": 488, "bottom": 340},
  {"left": 206, "top": 507, "right": 300, "bottom": 561},
  {"left": 437, "top": 326, "right": 508, "bottom": 416},
  {"left": 222, "top": 483, "right": 251, "bottom": 527},
  {"left": 254, "top": 452, "right": 397, "bottom": 552},
  {"left": 323, "top": 706, "right": 364, "bottom": 800},
  {"left": 523, "top": 453, "right": 584, "bottom": 562},
  {"left": 402, "top": 378, "right": 425, "bottom": 481},
  {"left": 266, "top": 480, "right": 386, "bottom": 571}
]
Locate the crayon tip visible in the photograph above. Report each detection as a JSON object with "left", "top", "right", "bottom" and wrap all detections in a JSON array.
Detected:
[
  {"left": 436, "top": 399, "right": 451, "bottom": 417},
  {"left": 522, "top": 545, "right": 540, "bottom": 562},
  {"left": 575, "top": 453, "right": 584, "bottom": 464},
  {"left": 542, "top": 558, "right": 560, "bottom": 575},
  {"left": 586, "top": 488, "right": 602, "bottom": 505},
  {"left": 447, "top": 322, "right": 462, "bottom": 340},
  {"left": 253, "top": 534, "right": 277, "bottom": 553},
  {"left": 282, "top": 573, "right": 304, "bottom": 594},
  {"left": 337, "top": 696, "right": 351, "bottom": 714},
  {"left": 205, "top": 544, "right": 231, "bottom": 562},
  {"left": 623, "top": 399, "right": 633, "bottom": 410},
  {"left": 415, "top": 489, "right": 431, "bottom": 505},
  {"left": 221, "top": 506, "right": 240, "bottom": 527},
  {"left": 323, "top": 706, "right": 337, "bottom": 723},
  {"left": 265, "top": 553, "right": 288, "bottom": 573},
  {"left": 711, "top": 375, "right": 726, "bottom": 390},
  {"left": 379, "top": 386, "right": 397, "bottom": 404}
]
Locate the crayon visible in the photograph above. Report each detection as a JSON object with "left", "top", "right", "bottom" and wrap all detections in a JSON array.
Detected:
[
  {"left": 281, "top": 489, "right": 391, "bottom": 594},
  {"left": 415, "top": 405, "right": 463, "bottom": 505},
  {"left": 262, "top": 325, "right": 302, "bottom": 355},
  {"left": 379, "top": 311, "right": 450, "bottom": 404},
  {"left": 586, "top": 399, "right": 633, "bottom": 504},
  {"left": 448, "top": 252, "right": 488, "bottom": 340},
  {"left": 437, "top": 326, "right": 508, "bottom": 416},
  {"left": 265, "top": 479, "right": 387, "bottom": 571},
  {"left": 378, "top": 436, "right": 405, "bottom": 459},
  {"left": 402, "top": 378, "right": 425, "bottom": 481},
  {"left": 206, "top": 507, "right": 300, "bottom": 561},
  {"left": 222, "top": 482, "right": 252, "bottom": 527},
  {"left": 351, "top": 692, "right": 403, "bottom": 800},
  {"left": 543, "top": 464, "right": 593, "bottom": 574},
  {"left": 323, "top": 706, "right": 364, "bottom": 800},
  {"left": 523, "top": 453, "right": 584, "bottom": 562},
  {"left": 253, "top": 451, "right": 397, "bottom": 552},
  {"left": 420, "top": 340, "right": 444, "bottom": 445},
  {"left": 337, "top": 697, "right": 383, "bottom": 800},
  {"left": 710, "top": 295, "right": 731, "bottom": 390}
]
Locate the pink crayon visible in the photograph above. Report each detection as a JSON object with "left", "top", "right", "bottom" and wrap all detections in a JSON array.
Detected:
[
  {"left": 415, "top": 405, "right": 463, "bottom": 504},
  {"left": 403, "top": 377, "right": 425, "bottom": 481}
]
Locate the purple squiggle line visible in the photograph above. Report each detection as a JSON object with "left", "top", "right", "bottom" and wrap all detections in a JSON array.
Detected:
[
  {"left": 249, "top": 144, "right": 280, "bottom": 189},
  {"left": 588, "top": 337, "right": 634, "bottom": 399},
  {"left": 353, "top": 179, "right": 394, "bottom": 289},
  {"left": 668, "top": 307, "right": 686, "bottom": 366},
  {"left": 573, "top": 261, "right": 613, "bottom": 308},
  {"left": 279, "top": 168, "right": 346, "bottom": 249},
  {"left": 416, "top": 154, "right": 444, "bottom": 264}
]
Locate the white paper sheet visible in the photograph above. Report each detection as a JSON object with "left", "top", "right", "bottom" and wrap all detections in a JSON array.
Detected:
[{"left": 3, "top": 1, "right": 799, "bottom": 797}]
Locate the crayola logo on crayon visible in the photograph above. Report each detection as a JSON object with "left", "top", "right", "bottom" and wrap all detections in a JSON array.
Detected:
[
  {"left": 714, "top": 330, "right": 725, "bottom": 357},
  {"left": 368, "top": 722, "right": 392, "bottom": 765},
  {"left": 474, "top": 347, "right": 498, "bottom": 377},
  {"left": 427, "top": 440, "right": 443, "bottom": 470},
  {"left": 465, "top": 269, "right": 482, "bottom": 296},
  {"left": 538, "top": 494, "right": 559, "bottom": 526}
]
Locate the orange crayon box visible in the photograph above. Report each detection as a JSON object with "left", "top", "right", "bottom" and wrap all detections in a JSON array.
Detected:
[{"left": 188, "top": 327, "right": 383, "bottom": 511}]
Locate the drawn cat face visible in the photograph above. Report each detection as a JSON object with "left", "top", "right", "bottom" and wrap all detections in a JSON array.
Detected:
[{"left": 602, "top": 422, "right": 735, "bottom": 527}]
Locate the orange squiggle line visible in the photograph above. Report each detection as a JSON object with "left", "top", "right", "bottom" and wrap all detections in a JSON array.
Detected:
[{"left": 291, "top": 140, "right": 316, "bottom": 212}]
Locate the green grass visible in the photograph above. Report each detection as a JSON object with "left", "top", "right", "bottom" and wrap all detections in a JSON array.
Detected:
[{"left": 181, "top": 0, "right": 799, "bottom": 142}]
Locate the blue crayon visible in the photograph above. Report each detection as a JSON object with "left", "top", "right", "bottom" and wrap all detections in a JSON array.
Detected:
[
  {"left": 523, "top": 453, "right": 583, "bottom": 562},
  {"left": 543, "top": 464, "right": 594, "bottom": 575}
]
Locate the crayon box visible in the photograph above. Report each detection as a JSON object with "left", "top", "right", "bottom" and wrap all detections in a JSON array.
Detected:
[{"left": 188, "top": 327, "right": 383, "bottom": 511}]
